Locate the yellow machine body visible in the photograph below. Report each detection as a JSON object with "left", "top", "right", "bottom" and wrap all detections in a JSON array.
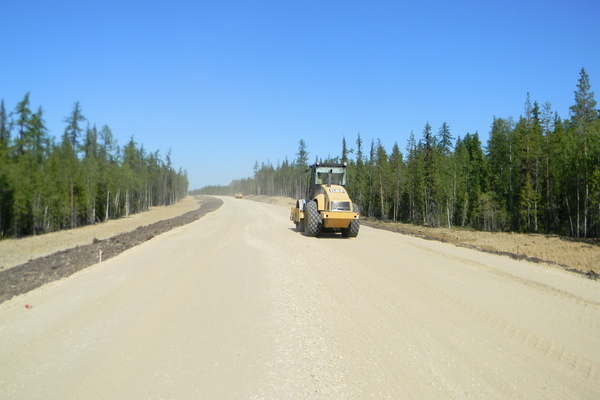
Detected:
[{"left": 290, "top": 163, "right": 360, "bottom": 237}]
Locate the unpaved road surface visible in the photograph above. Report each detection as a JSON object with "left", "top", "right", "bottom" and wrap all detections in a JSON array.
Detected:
[{"left": 1, "top": 197, "right": 599, "bottom": 399}]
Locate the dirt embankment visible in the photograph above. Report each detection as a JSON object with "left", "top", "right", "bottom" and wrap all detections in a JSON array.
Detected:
[
  {"left": 360, "top": 220, "right": 600, "bottom": 277},
  {"left": 0, "top": 196, "right": 207, "bottom": 270},
  {"left": 243, "top": 195, "right": 296, "bottom": 207},
  {"left": 0, "top": 196, "right": 222, "bottom": 304},
  {"left": 246, "top": 195, "right": 600, "bottom": 278}
]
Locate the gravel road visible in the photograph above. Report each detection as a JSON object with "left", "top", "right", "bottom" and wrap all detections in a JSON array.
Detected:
[{"left": 1, "top": 196, "right": 599, "bottom": 398}]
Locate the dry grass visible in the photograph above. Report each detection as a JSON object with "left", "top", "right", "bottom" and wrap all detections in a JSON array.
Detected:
[{"left": 362, "top": 219, "right": 600, "bottom": 277}]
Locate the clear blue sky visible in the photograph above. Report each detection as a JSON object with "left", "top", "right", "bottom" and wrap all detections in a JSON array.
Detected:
[{"left": 2, "top": 0, "right": 599, "bottom": 189}]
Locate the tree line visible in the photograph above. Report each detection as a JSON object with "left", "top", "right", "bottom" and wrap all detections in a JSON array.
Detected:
[
  {"left": 194, "top": 68, "right": 600, "bottom": 238},
  {"left": 0, "top": 94, "right": 188, "bottom": 238}
]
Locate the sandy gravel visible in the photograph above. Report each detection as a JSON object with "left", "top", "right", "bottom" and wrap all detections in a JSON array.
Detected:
[
  {"left": 363, "top": 221, "right": 600, "bottom": 276},
  {"left": 0, "top": 197, "right": 222, "bottom": 304},
  {"left": 2, "top": 194, "right": 598, "bottom": 278},
  {"left": 1, "top": 196, "right": 599, "bottom": 398},
  {"left": 245, "top": 194, "right": 600, "bottom": 276},
  {"left": 0, "top": 196, "right": 201, "bottom": 271}
]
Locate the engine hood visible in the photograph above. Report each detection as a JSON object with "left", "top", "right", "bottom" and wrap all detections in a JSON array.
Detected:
[{"left": 321, "top": 184, "right": 351, "bottom": 201}]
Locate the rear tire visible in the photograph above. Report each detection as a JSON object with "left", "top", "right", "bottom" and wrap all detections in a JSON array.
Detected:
[{"left": 304, "top": 201, "right": 322, "bottom": 237}]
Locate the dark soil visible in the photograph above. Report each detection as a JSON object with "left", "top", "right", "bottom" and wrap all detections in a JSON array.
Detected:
[{"left": 0, "top": 197, "right": 223, "bottom": 304}]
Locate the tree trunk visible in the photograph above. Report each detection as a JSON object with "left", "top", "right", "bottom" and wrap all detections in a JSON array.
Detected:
[
  {"left": 105, "top": 190, "right": 110, "bottom": 222},
  {"left": 92, "top": 198, "right": 96, "bottom": 224},
  {"left": 114, "top": 189, "right": 120, "bottom": 218},
  {"left": 461, "top": 195, "right": 468, "bottom": 227},
  {"left": 379, "top": 171, "right": 385, "bottom": 220},
  {"left": 70, "top": 179, "right": 75, "bottom": 229}
]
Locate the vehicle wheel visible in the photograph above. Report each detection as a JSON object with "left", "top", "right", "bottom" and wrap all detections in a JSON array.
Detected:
[
  {"left": 341, "top": 204, "right": 360, "bottom": 238},
  {"left": 304, "top": 201, "right": 322, "bottom": 237},
  {"left": 295, "top": 220, "right": 304, "bottom": 232},
  {"left": 341, "top": 219, "right": 360, "bottom": 237}
]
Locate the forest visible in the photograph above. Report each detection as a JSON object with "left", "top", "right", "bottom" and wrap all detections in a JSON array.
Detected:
[
  {"left": 194, "top": 68, "right": 600, "bottom": 238},
  {"left": 0, "top": 95, "right": 188, "bottom": 238}
]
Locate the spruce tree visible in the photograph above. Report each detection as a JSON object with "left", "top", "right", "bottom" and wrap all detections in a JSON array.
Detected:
[
  {"left": 375, "top": 140, "right": 390, "bottom": 220},
  {"left": 353, "top": 133, "right": 365, "bottom": 208},
  {"left": 64, "top": 101, "right": 86, "bottom": 150},
  {"left": 437, "top": 122, "right": 454, "bottom": 154},
  {"left": 0, "top": 100, "right": 9, "bottom": 146},
  {"left": 405, "top": 131, "right": 421, "bottom": 223},
  {"left": 568, "top": 68, "right": 598, "bottom": 237},
  {"left": 486, "top": 117, "right": 514, "bottom": 230},
  {"left": 295, "top": 139, "right": 309, "bottom": 166},
  {"left": 570, "top": 68, "right": 598, "bottom": 131},
  {"left": 14, "top": 93, "right": 32, "bottom": 156},
  {"left": 341, "top": 136, "right": 349, "bottom": 164},
  {"left": 389, "top": 142, "right": 404, "bottom": 221},
  {"left": 422, "top": 122, "right": 437, "bottom": 225}
]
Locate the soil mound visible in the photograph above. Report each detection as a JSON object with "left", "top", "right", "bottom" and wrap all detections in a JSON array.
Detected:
[{"left": 0, "top": 197, "right": 222, "bottom": 304}]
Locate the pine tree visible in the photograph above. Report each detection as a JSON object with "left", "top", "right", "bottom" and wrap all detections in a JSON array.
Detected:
[
  {"left": 0, "top": 100, "right": 9, "bottom": 146},
  {"left": 456, "top": 133, "right": 486, "bottom": 228},
  {"left": 0, "top": 96, "right": 188, "bottom": 238},
  {"left": 0, "top": 100, "right": 10, "bottom": 236},
  {"left": 375, "top": 140, "right": 390, "bottom": 220},
  {"left": 353, "top": 133, "right": 365, "bottom": 208},
  {"left": 540, "top": 102, "right": 558, "bottom": 233},
  {"left": 26, "top": 107, "right": 50, "bottom": 234},
  {"left": 405, "top": 131, "right": 421, "bottom": 223},
  {"left": 422, "top": 122, "right": 438, "bottom": 225},
  {"left": 366, "top": 139, "right": 377, "bottom": 216},
  {"left": 341, "top": 136, "right": 349, "bottom": 164},
  {"left": 568, "top": 67, "right": 598, "bottom": 237},
  {"left": 64, "top": 101, "right": 86, "bottom": 150},
  {"left": 486, "top": 117, "right": 514, "bottom": 230},
  {"left": 570, "top": 68, "right": 598, "bottom": 132},
  {"left": 514, "top": 95, "right": 544, "bottom": 232},
  {"left": 437, "top": 123, "right": 457, "bottom": 227},
  {"left": 296, "top": 139, "right": 309, "bottom": 167},
  {"left": 9, "top": 100, "right": 50, "bottom": 235},
  {"left": 293, "top": 139, "right": 309, "bottom": 198},
  {"left": 14, "top": 93, "right": 32, "bottom": 156},
  {"left": 81, "top": 125, "right": 100, "bottom": 224},
  {"left": 59, "top": 132, "right": 79, "bottom": 228},
  {"left": 98, "top": 125, "right": 118, "bottom": 221},
  {"left": 437, "top": 122, "right": 454, "bottom": 154},
  {"left": 389, "top": 142, "right": 404, "bottom": 222}
]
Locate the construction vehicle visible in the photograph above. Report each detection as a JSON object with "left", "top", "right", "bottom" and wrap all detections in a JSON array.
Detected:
[{"left": 290, "top": 163, "right": 360, "bottom": 237}]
